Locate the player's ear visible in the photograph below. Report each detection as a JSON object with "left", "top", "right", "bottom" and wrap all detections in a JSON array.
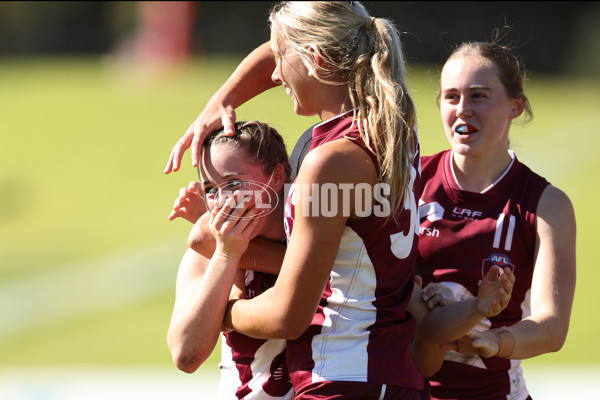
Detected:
[
  {"left": 271, "top": 164, "right": 286, "bottom": 193},
  {"left": 307, "top": 45, "right": 326, "bottom": 78},
  {"left": 510, "top": 97, "right": 525, "bottom": 120}
]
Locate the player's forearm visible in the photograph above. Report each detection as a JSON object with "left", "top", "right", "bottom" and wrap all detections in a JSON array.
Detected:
[
  {"left": 167, "top": 254, "right": 239, "bottom": 373},
  {"left": 495, "top": 316, "right": 569, "bottom": 359},
  {"left": 223, "top": 287, "right": 309, "bottom": 340},
  {"left": 188, "top": 212, "right": 214, "bottom": 256},
  {"left": 416, "top": 298, "right": 484, "bottom": 344},
  {"left": 217, "top": 42, "right": 278, "bottom": 109},
  {"left": 239, "top": 236, "right": 285, "bottom": 275},
  {"left": 411, "top": 338, "right": 444, "bottom": 378}
]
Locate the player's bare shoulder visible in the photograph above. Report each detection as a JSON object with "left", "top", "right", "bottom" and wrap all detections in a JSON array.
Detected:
[
  {"left": 299, "top": 139, "right": 377, "bottom": 185},
  {"left": 536, "top": 184, "right": 576, "bottom": 234}
]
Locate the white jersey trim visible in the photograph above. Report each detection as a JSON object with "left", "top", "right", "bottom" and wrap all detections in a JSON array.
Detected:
[
  {"left": 450, "top": 149, "right": 516, "bottom": 193},
  {"left": 218, "top": 334, "right": 293, "bottom": 400},
  {"left": 311, "top": 227, "right": 377, "bottom": 382}
]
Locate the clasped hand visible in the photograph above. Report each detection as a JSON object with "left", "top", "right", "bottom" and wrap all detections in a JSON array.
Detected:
[
  {"left": 437, "top": 265, "right": 516, "bottom": 358},
  {"left": 441, "top": 329, "right": 503, "bottom": 358}
]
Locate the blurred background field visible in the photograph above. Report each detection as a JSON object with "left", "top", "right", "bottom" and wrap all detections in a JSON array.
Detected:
[{"left": 1, "top": 1, "right": 599, "bottom": 399}]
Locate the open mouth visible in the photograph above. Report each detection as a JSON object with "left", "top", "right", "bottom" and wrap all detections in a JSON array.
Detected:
[{"left": 455, "top": 124, "right": 477, "bottom": 134}]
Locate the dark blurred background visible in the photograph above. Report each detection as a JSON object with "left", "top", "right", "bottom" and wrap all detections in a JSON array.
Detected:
[{"left": 0, "top": 1, "right": 598, "bottom": 76}]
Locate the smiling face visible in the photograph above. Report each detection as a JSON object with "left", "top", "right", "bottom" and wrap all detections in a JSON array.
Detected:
[
  {"left": 439, "top": 54, "right": 524, "bottom": 159},
  {"left": 269, "top": 24, "right": 318, "bottom": 118},
  {"left": 199, "top": 142, "right": 278, "bottom": 235}
]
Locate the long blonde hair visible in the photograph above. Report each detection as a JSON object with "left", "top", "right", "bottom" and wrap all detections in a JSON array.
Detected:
[{"left": 269, "top": 1, "right": 416, "bottom": 218}]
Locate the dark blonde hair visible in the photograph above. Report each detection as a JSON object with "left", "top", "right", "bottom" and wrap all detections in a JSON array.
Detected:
[
  {"left": 202, "top": 120, "right": 291, "bottom": 181},
  {"left": 269, "top": 1, "right": 416, "bottom": 218}
]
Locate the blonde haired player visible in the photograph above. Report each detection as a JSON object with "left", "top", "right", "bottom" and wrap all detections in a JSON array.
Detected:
[{"left": 167, "top": 3, "right": 516, "bottom": 399}]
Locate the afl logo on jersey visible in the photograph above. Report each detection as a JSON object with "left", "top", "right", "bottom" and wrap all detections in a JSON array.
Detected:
[
  {"left": 489, "top": 253, "right": 510, "bottom": 267},
  {"left": 481, "top": 253, "right": 515, "bottom": 278}
]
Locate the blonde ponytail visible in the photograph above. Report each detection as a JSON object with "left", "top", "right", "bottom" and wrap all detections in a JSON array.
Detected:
[{"left": 270, "top": 1, "right": 417, "bottom": 218}]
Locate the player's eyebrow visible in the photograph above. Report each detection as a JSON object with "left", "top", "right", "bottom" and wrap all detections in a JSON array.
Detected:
[
  {"left": 201, "top": 172, "right": 241, "bottom": 186},
  {"left": 441, "top": 85, "right": 493, "bottom": 94}
]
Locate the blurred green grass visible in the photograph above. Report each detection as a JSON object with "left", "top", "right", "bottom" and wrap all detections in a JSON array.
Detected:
[{"left": 0, "top": 56, "right": 598, "bottom": 369}]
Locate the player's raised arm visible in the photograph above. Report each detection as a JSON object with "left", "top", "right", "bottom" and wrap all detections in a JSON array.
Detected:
[{"left": 164, "top": 42, "right": 277, "bottom": 174}]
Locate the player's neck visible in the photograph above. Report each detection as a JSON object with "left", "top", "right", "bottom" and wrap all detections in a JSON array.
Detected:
[
  {"left": 451, "top": 149, "right": 514, "bottom": 193},
  {"left": 261, "top": 196, "right": 286, "bottom": 241}
]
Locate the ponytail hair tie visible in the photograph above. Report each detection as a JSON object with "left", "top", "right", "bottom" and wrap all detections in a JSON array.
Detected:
[{"left": 365, "top": 17, "right": 375, "bottom": 33}]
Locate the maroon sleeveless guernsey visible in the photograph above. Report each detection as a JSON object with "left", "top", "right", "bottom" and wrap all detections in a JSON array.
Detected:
[
  {"left": 283, "top": 112, "right": 424, "bottom": 397},
  {"left": 418, "top": 149, "right": 549, "bottom": 400},
  {"left": 219, "top": 270, "right": 293, "bottom": 399}
]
